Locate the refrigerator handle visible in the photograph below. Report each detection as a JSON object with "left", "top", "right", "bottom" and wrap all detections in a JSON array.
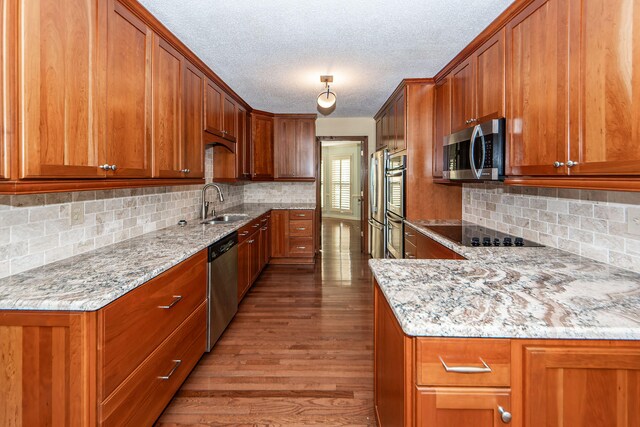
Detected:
[{"left": 370, "top": 158, "right": 377, "bottom": 214}]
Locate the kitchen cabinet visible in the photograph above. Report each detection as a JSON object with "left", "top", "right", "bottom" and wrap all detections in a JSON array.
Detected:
[
  {"left": 451, "top": 30, "right": 505, "bottom": 133},
  {"left": 433, "top": 77, "right": 451, "bottom": 178},
  {"left": 0, "top": 250, "right": 207, "bottom": 427},
  {"left": 250, "top": 111, "right": 274, "bottom": 180},
  {"left": 505, "top": 0, "right": 569, "bottom": 176},
  {"left": 377, "top": 92, "right": 406, "bottom": 154},
  {"left": 260, "top": 213, "right": 271, "bottom": 268},
  {"left": 19, "top": 0, "right": 105, "bottom": 178},
  {"left": 375, "top": 118, "right": 384, "bottom": 151},
  {"left": 105, "top": 0, "right": 153, "bottom": 178},
  {"left": 274, "top": 115, "right": 317, "bottom": 180},
  {"left": 393, "top": 94, "right": 406, "bottom": 152},
  {"left": 566, "top": 0, "right": 640, "bottom": 176},
  {"left": 404, "top": 225, "right": 465, "bottom": 260},
  {"left": 182, "top": 61, "right": 205, "bottom": 178},
  {"left": 0, "top": 0, "right": 11, "bottom": 181},
  {"left": 204, "top": 78, "right": 236, "bottom": 145},
  {"left": 237, "top": 213, "right": 271, "bottom": 301},
  {"left": 416, "top": 388, "right": 511, "bottom": 427},
  {"left": 270, "top": 209, "right": 316, "bottom": 264},
  {"left": 213, "top": 104, "right": 249, "bottom": 181}
]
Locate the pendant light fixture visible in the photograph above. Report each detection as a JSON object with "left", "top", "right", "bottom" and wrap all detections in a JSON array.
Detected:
[{"left": 317, "top": 75, "right": 336, "bottom": 109}]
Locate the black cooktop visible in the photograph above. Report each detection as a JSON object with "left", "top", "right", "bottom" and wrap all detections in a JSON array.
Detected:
[{"left": 423, "top": 224, "right": 543, "bottom": 248}]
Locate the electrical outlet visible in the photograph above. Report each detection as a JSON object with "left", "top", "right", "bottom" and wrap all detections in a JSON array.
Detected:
[
  {"left": 628, "top": 207, "right": 640, "bottom": 236},
  {"left": 70, "top": 203, "right": 85, "bottom": 226}
]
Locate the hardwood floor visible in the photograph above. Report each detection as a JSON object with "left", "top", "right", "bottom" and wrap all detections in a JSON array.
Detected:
[{"left": 156, "top": 218, "right": 375, "bottom": 426}]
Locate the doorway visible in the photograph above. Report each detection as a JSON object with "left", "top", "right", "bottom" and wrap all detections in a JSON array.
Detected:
[{"left": 316, "top": 136, "right": 368, "bottom": 254}]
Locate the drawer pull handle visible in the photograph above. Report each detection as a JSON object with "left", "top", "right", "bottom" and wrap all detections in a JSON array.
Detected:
[
  {"left": 158, "top": 295, "right": 182, "bottom": 309},
  {"left": 261, "top": 219, "right": 267, "bottom": 222},
  {"left": 438, "top": 356, "right": 492, "bottom": 374},
  {"left": 498, "top": 406, "right": 512, "bottom": 424},
  {"left": 261, "top": 227, "right": 267, "bottom": 231},
  {"left": 158, "top": 359, "right": 182, "bottom": 380},
  {"left": 248, "top": 239, "right": 255, "bottom": 243},
  {"left": 252, "top": 224, "right": 260, "bottom": 228},
  {"left": 296, "top": 246, "right": 306, "bottom": 249},
  {"left": 239, "top": 231, "right": 249, "bottom": 236},
  {"left": 295, "top": 227, "right": 306, "bottom": 231},
  {"left": 405, "top": 232, "right": 414, "bottom": 237}
]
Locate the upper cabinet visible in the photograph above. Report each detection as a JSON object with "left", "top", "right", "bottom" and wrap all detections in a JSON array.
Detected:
[
  {"left": 451, "top": 30, "right": 505, "bottom": 133},
  {"left": 567, "top": 0, "right": 640, "bottom": 176},
  {"left": 0, "top": 0, "right": 11, "bottom": 181},
  {"left": 212, "top": 104, "right": 249, "bottom": 181},
  {"left": 433, "top": 77, "right": 451, "bottom": 178},
  {"left": 204, "top": 78, "right": 237, "bottom": 146},
  {"left": 375, "top": 91, "right": 406, "bottom": 154},
  {"left": 375, "top": 118, "right": 383, "bottom": 151},
  {"left": 250, "top": 112, "right": 274, "bottom": 180},
  {"left": 394, "top": 94, "right": 406, "bottom": 152},
  {"left": 105, "top": 0, "right": 153, "bottom": 178},
  {"left": 274, "top": 116, "right": 317, "bottom": 180},
  {"left": 19, "top": 0, "right": 105, "bottom": 178},
  {"left": 182, "top": 61, "right": 205, "bottom": 178}
]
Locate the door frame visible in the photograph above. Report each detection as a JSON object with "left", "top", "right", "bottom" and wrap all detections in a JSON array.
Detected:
[{"left": 316, "top": 136, "right": 369, "bottom": 253}]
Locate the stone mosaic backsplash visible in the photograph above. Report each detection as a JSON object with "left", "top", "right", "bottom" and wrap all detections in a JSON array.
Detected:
[
  {"left": 463, "top": 183, "right": 640, "bottom": 273},
  {"left": 243, "top": 182, "right": 316, "bottom": 204}
]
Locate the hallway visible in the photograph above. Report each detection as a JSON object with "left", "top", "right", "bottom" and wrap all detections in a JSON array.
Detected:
[{"left": 157, "top": 219, "right": 375, "bottom": 426}]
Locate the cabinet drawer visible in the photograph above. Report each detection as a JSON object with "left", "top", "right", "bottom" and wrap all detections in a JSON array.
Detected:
[
  {"left": 100, "top": 250, "right": 207, "bottom": 398},
  {"left": 101, "top": 302, "right": 207, "bottom": 427},
  {"left": 404, "top": 240, "right": 417, "bottom": 259},
  {"left": 289, "top": 220, "right": 313, "bottom": 237},
  {"left": 238, "top": 218, "right": 262, "bottom": 242},
  {"left": 289, "top": 210, "right": 314, "bottom": 220},
  {"left": 289, "top": 237, "right": 314, "bottom": 256},
  {"left": 416, "top": 338, "right": 510, "bottom": 387},
  {"left": 404, "top": 226, "right": 418, "bottom": 247}
]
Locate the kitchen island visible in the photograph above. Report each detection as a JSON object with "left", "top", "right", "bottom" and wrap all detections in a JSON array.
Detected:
[{"left": 370, "top": 220, "right": 640, "bottom": 427}]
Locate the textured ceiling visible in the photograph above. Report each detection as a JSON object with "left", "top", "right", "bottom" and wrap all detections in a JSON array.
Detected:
[{"left": 139, "top": 0, "right": 514, "bottom": 117}]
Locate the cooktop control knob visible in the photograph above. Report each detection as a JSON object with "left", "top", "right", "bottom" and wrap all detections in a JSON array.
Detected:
[
  {"left": 493, "top": 238, "right": 501, "bottom": 246},
  {"left": 482, "top": 237, "right": 491, "bottom": 246},
  {"left": 471, "top": 237, "right": 480, "bottom": 247},
  {"left": 503, "top": 237, "right": 513, "bottom": 246},
  {"left": 515, "top": 237, "right": 524, "bottom": 247}
]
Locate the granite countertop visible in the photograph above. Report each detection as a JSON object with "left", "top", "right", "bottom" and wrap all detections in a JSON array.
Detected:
[
  {"left": 0, "top": 203, "right": 315, "bottom": 311},
  {"left": 369, "top": 219, "right": 640, "bottom": 340}
]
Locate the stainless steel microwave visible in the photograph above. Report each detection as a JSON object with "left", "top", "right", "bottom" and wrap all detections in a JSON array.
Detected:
[{"left": 442, "top": 118, "right": 505, "bottom": 181}]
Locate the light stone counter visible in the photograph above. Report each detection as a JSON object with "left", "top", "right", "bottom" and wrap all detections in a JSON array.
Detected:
[
  {"left": 0, "top": 203, "right": 315, "bottom": 311},
  {"left": 368, "top": 219, "right": 640, "bottom": 340}
]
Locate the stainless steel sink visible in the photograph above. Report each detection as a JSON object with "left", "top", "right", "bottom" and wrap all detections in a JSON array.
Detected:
[{"left": 201, "top": 214, "right": 249, "bottom": 225}]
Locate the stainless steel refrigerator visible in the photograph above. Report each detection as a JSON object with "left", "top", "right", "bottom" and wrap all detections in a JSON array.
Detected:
[{"left": 368, "top": 149, "right": 387, "bottom": 258}]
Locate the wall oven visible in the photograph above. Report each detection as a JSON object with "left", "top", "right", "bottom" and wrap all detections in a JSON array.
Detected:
[
  {"left": 443, "top": 118, "right": 505, "bottom": 181},
  {"left": 386, "top": 153, "right": 406, "bottom": 218}
]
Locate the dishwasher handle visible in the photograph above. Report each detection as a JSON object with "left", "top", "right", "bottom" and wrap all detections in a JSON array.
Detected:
[{"left": 208, "top": 232, "right": 238, "bottom": 261}]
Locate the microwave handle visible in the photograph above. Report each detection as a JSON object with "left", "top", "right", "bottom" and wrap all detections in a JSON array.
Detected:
[{"left": 469, "top": 125, "right": 486, "bottom": 180}]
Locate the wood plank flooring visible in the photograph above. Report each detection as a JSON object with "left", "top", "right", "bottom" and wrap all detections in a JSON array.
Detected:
[{"left": 156, "top": 218, "right": 375, "bottom": 426}]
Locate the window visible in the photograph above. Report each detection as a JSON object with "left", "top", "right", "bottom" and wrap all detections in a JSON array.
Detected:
[{"left": 330, "top": 155, "right": 351, "bottom": 213}]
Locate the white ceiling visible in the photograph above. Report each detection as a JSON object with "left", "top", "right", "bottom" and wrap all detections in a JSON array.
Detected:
[{"left": 139, "top": 0, "right": 514, "bottom": 117}]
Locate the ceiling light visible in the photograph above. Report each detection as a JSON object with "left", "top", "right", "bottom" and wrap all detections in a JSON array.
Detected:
[{"left": 317, "top": 75, "right": 336, "bottom": 109}]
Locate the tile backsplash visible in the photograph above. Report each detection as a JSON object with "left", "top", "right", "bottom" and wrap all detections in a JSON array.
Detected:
[
  {"left": 0, "top": 148, "right": 316, "bottom": 279},
  {"left": 463, "top": 183, "right": 640, "bottom": 273}
]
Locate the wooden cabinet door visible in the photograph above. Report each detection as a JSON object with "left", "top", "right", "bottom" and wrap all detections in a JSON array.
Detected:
[
  {"left": 19, "top": 0, "right": 105, "bottom": 178},
  {"left": 237, "top": 240, "right": 250, "bottom": 301},
  {"left": 382, "top": 108, "right": 394, "bottom": 152},
  {"left": 270, "top": 210, "right": 289, "bottom": 258},
  {"left": 433, "top": 77, "right": 451, "bottom": 178},
  {"left": 222, "top": 96, "right": 237, "bottom": 142},
  {"left": 249, "top": 231, "right": 261, "bottom": 283},
  {"left": 105, "top": 0, "right": 152, "bottom": 178},
  {"left": 568, "top": 0, "right": 640, "bottom": 175},
  {"left": 261, "top": 215, "right": 271, "bottom": 266},
  {"left": 152, "top": 36, "right": 183, "bottom": 178},
  {"left": 506, "top": 0, "right": 570, "bottom": 176},
  {"left": 450, "top": 58, "right": 474, "bottom": 133},
  {"left": 204, "top": 78, "right": 224, "bottom": 137},
  {"left": 182, "top": 61, "right": 204, "bottom": 178},
  {"left": 237, "top": 105, "right": 249, "bottom": 179},
  {"left": 375, "top": 118, "right": 383, "bottom": 151},
  {"left": 417, "top": 387, "right": 511, "bottom": 427},
  {"left": 474, "top": 29, "right": 505, "bottom": 124},
  {"left": 274, "top": 118, "right": 296, "bottom": 178},
  {"left": 251, "top": 113, "right": 274, "bottom": 179},
  {"left": 295, "top": 119, "right": 316, "bottom": 178},
  {"left": 394, "top": 93, "right": 406, "bottom": 152},
  {"left": 0, "top": 0, "right": 12, "bottom": 180},
  {"left": 522, "top": 344, "right": 640, "bottom": 427}
]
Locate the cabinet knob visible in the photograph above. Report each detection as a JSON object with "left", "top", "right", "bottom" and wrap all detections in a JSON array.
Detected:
[
  {"left": 110, "top": 164, "right": 117, "bottom": 171},
  {"left": 566, "top": 160, "right": 578, "bottom": 168},
  {"left": 99, "top": 164, "right": 110, "bottom": 170},
  {"left": 553, "top": 161, "right": 565, "bottom": 168},
  {"left": 497, "top": 406, "right": 512, "bottom": 423},
  {"left": 180, "top": 168, "right": 191, "bottom": 174}
]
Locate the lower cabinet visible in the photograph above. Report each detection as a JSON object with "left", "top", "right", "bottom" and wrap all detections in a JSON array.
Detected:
[
  {"left": 270, "top": 209, "right": 316, "bottom": 264},
  {"left": 0, "top": 250, "right": 208, "bottom": 426},
  {"left": 404, "top": 224, "right": 465, "bottom": 260},
  {"left": 374, "top": 281, "right": 640, "bottom": 427},
  {"left": 237, "top": 212, "right": 271, "bottom": 302}
]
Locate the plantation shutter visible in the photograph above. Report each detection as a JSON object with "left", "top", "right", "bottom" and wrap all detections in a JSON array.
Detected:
[{"left": 330, "top": 156, "right": 351, "bottom": 212}]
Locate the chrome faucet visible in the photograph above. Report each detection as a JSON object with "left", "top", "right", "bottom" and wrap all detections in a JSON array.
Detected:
[{"left": 201, "top": 183, "right": 224, "bottom": 220}]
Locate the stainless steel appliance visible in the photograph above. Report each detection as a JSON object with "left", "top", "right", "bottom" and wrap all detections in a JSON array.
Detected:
[
  {"left": 385, "top": 152, "right": 406, "bottom": 258},
  {"left": 443, "top": 118, "right": 505, "bottom": 181},
  {"left": 368, "top": 149, "right": 387, "bottom": 258},
  {"left": 207, "top": 232, "right": 238, "bottom": 351},
  {"left": 421, "top": 223, "right": 543, "bottom": 247}
]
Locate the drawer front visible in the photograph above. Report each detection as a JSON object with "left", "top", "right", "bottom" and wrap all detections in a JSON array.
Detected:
[
  {"left": 100, "top": 250, "right": 207, "bottom": 398},
  {"left": 101, "top": 302, "right": 207, "bottom": 427},
  {"left": 404, "top": 240, "right": 417, "bottom": 259},
  {"left": 404, "top": 225, "right": 418, "bottom": 247},
  {"left": 238, "top": 218, "right": 262, "bottom": 242},
  {"left": 416, "top": 338, "right": 511, "bottom": 387},
  {"left": 289, "top": 210, "right": 314, "bottom": 220},
  {"left": 289, "top": 220, "right": 313, "bottom": 237},
  {"left": 288, "top": 237, "right": 314, "bottom": 256}
]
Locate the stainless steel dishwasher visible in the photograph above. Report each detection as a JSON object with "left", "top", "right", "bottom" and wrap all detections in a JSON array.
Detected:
[{"left": 207, "top": 232, "right": 238, "bottom": 351}]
